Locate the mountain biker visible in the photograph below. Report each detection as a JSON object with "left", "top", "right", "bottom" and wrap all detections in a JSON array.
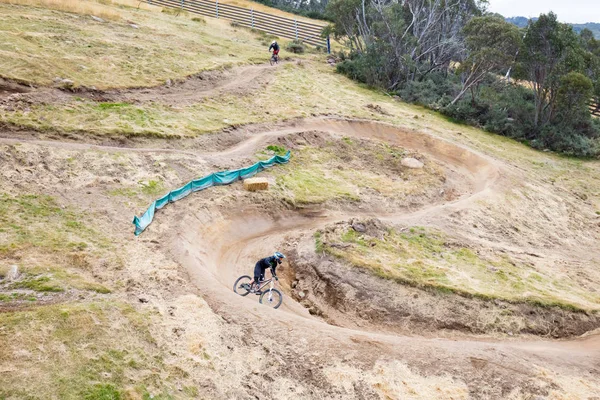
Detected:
[
  {"left": 248, "top": 252, "right": 286, "bottom": 293},
  {"left": 268, "top": 40, "right": 280, "bottom": 60}
]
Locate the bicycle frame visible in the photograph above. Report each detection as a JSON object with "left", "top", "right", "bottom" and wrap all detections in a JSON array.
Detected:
[{"left": 256, "top": 268, "right": 277, "bottom": 294}]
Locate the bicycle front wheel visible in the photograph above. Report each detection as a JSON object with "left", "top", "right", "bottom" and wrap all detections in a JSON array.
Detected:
[
  {"left": 270, "top": 57, "right": 274, "bottom": 66},
  {"left": 259, "top": 288, "right": 283, "bottom": 309},
  {"left": 233, "top": 275, "right": 252, "bottom": 296}
]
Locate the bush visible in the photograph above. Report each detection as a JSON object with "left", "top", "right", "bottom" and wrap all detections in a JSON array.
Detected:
[
  {"left": 286, "top": 40, "right": 305, "bottom": 54},
  {"left": 335, "top": 48, "right": 600, "bottom": 157},
  {"left": 398, "top": 72, "right": 460, "bottom": 109},
  {"left": 534, "top": 124, "right": 600, "bottom": 157},
  {"left": 336, "top": 58, "right": 367, "bottom": 83}
]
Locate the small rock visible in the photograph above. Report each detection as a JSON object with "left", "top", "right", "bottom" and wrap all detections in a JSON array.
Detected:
[
  {"left": 6, "top": 265, "right": 19, "bottom": 281},
  {"left": 291, "top": 280, "right": 298, "bottom": 289},
  {"left": 60, "top": 79, "right": 74, "bottom": 88},
  {"left": 129, "top": 24, "right": 139, "bottom": 29},
  {"left": 91, "top": 15, "right": 105, "bottom": 23},
  {"left": 351, "top": 223, "right": 366, "bottom": 233},
  {"left": 401, "top": 158, "right": 424, "bottom": 169},
  {"left": 138, "top": 297, "right": 149, "bottom": 303},
  {"left": 298, "top": 291, "right": 306, "bottom": 299},
  {"left": 165, "top": 78, "right": 172, "bottom": 87}
]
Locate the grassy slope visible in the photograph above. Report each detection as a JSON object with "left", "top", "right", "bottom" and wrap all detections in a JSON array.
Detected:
[
  {"left": 0, "top": 1, "right": 271, "bottom": 88},
  {"left": 319, "top": 225, "right": 599, "bottom": 311}
]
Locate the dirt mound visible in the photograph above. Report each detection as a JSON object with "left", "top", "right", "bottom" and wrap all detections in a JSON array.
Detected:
[
  {"left": 0, "top": 78, "right": 31, "bottom": 97},
  {"left": 287, "top": 228, "right": 600, "bottom": 337}
]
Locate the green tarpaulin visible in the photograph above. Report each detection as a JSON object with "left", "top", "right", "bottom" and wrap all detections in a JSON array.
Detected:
[{"left": 132, "top": 151, "right": 291, "bottom": 235}]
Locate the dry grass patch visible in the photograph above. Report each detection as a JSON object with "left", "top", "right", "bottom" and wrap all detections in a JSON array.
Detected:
[
  {"left": 0, "top": 2, "right": 267, "bottom": 88},
  {"left": 318, "top": 221, "right": 600, "bottom": 311},
  {"left": 0, "top": 301, "right": 175, "bottom": 399},
  {"left": 267, "top": 137, "right": 445, "bottom": 206},
  {"left": 0, "top": 194, "right": 113, "bottom": 302},
  {"left": 0, "top": 61, "right": 400, "bottom": 137}
]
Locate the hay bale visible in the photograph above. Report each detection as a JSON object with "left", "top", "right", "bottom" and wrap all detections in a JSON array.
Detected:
[{"left": 243, "top": 177, "right": 269, "bottom": 191}]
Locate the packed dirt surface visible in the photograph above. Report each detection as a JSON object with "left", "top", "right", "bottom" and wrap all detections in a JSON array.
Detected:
[{"left": 2, "top": 118, "right": 600, "bottom": 398}]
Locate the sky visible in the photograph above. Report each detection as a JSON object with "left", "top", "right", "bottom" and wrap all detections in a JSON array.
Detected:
[{"left": 487, "top": 0, "right": 600, "bottom": 24}]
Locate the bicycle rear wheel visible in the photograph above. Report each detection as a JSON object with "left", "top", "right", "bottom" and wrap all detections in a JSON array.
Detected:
[
  {"left": 259, "top": 288, "right": 283, "bottom": 309},
  {"left": 233, "top": 275, "right": 252, "bottom": 296}
]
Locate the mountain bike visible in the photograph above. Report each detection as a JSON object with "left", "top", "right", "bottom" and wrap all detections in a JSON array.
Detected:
[
  {"left": 233, "top": 270, "right": 283, "bottom": 309},
  {"left": 269, "top": 51, "right": 279, "bottom": 66}
]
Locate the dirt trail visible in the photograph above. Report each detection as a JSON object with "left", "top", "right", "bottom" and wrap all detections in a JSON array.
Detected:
[
  {"left": 0, "top": 64, "right": 274, "bottom": 107},
  {"left": 161, "top": 120, "right": 599, "bottom": 368},
  {"left": 3, "top": 118, "right": 599, "bottom": 395}
]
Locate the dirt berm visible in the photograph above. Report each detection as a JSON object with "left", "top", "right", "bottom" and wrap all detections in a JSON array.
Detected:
[{"left": 287, "top": 218, "right": 600, "bottom": 338}]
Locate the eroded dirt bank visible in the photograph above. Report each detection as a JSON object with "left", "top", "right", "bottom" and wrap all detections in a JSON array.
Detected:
[{"left": 286, "top": 219, "right": 600, "bottom": 338}]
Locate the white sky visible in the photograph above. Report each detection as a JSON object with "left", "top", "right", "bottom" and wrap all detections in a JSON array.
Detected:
[{"left": 487, "top": 0, "right": 600, "bottom": 23}]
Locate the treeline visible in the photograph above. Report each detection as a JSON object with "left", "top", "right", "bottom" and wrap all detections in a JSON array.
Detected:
[
  {"left": 325, "top": 0, "right": 600, "bottom": 157},
  {"left": 506, "top": 17, "right": 600, "bottom": 39},
  {"left": 252, "top": 0, "right": 332, "bottom": 21}
]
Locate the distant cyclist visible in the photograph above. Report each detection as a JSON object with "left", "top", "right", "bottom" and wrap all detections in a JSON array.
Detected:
[
  {"left": 269, "top": 40, "right": 280, "bottom": 60},
  {"left": 247, "top": 252, "right": 285, "bottom": 293}
]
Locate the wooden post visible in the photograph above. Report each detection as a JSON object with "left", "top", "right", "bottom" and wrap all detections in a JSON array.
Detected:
[
  {"left": 326, "top": 35, "right": 331, "bottom": 54},
  {"left": 216, "top": 0, "right": 219, "bottom": 18},
  {"left": 251, "top": 7, "right": 254, "bottom": 29}
]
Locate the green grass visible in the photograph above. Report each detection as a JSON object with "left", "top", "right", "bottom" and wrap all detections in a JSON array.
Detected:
[
  {"left": 266, "top": 145, "right": 287, "bottom": 156},
  {"left": 140, "top": 179, "right": 165, "bottom": 196},
  {"left": 320, "top": 225, "right": 600, "bottom": 311},
  {"left": 83, "top": 384, "right": 122, "bottom": 400},
  {"left": 10, "top": 275, "right": 64, "bottom": 292}
]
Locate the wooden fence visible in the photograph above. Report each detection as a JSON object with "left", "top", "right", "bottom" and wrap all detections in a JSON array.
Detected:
[
  {"left": 145, "top": 0, "right": 330, "bottom": 51},
  {"left": 590, "top": 99, "right": 600, "bottom": 118}
]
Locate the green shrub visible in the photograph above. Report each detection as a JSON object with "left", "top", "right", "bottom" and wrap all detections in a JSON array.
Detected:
[
  {"left": 286, "top": 40, "right": 305, "bottom": 54},
  {"left": 266, "top": 145, "right": 287, "bottom": 156}
]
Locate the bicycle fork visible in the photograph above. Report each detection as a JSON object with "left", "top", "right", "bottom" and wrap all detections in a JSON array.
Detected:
[{"left": 266, "top": 280, "right": 275, "bottom": 303}]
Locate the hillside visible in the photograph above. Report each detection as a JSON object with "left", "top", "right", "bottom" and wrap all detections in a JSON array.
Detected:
[
  {"left": 506, "top": 16, "right": 600, "bottom": 37},
  {"left": 1, "top": 1, "right": 600, "bottom": 399}
]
